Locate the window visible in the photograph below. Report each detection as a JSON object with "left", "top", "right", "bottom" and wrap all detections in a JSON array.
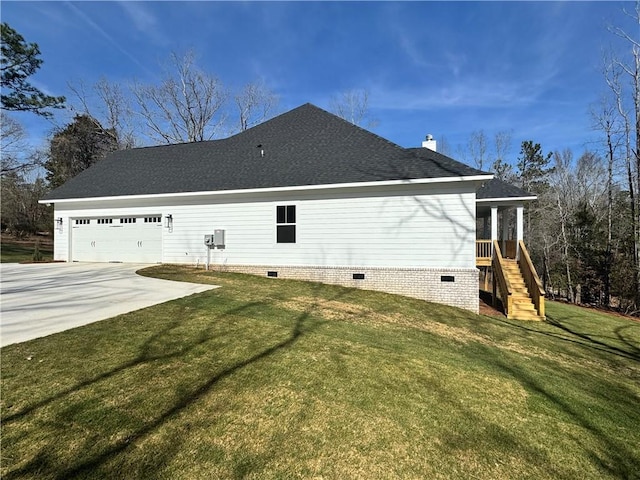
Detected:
[
  {"left": 75, "top": 219, "right": 90, "bottom": 225},
  {"left": 276, "top": 205, "right": 296, "bottom": 243},
  {"left": 120, "top": 218, "right": 136, "bottom": 224},
  {"left": 97, "top": 218, "right": 113, "bottom": 224},
  {"left": 144, "top": 216, "right": 161, "bottom": 223}
]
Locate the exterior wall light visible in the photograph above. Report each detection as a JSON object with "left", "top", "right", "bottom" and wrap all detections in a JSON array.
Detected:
[
  {"left": 55, "top": 217, "right": 63, "bottom": 231},
  {"left": 164, "top": 214, "right": 173, "bottom": 231}
]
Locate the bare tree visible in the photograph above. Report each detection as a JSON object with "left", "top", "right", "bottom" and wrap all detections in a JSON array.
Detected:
[
  {"left": 438, "top": 135, "right": 452, "bottom": 156},
  {"left": 591, "top": 93, "right": 624, "bottom": 306},
  {"left": 1, "top": 172, "right": 51, "bottom": 235},
  {"left": 546, "top": 150, "right": 609, "bottom": 303},
  {"left": 494, "top": 131, "right": 512, "bottom": 166},
  {"left": 1, "top": 112, "right": 25, "bottom": 175},
  {"left": 68, "top": 78, "right": 137, "bottom": 149},
  {"left": 0, "top": 113, "right": 41, "bottom": 176},
  {"left": 94, "top": 78, "right": 136, "bottom": 148},
  {"left": 459, "top": 128, "right": 513, "bottom": 176},
  {"left": 234, "top": 80, "right": 278, "bottom": 133},
  {"left": 467, "top": 130, "right": 488, "bottom": 171},
  {"left": 330, "top": 89, "right": 378, "bottom": 128},
  {"left": 132, "top": 51, "right": 227, "bottom": 144},
  {"left": 605, "top": 2, "right": 640, "bottom": 308}
]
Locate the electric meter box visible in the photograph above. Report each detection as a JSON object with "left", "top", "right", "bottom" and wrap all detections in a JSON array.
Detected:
[
  {"left": 204, "top": 235, "right": 214, "bottom": 246},
  {"left": 214, "top": 229, "right": 225, "bottom": 247}
]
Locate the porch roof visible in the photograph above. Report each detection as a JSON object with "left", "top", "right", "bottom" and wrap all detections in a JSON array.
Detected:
[
  {"left": 476, "top": 178, "right": 536, "bottom": 203},
  {"left": 476, "top": 178, "right": 536, "bottom": 218}
]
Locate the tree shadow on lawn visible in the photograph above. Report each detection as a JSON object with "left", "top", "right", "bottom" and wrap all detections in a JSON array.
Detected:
[
  {"left": 613, "top": 323, "right": 640, "bottom": 358},
  {"left": 479, "top": 344, "right": 640, "bottom": 480},
  {"left": 4, "top": 288, "right": 333, "bottom": 480},
  {"left": 545, "top": 315, "right": 640, "bottom": 362},
  {"left": 420, "top": 361, "right": 577, "bottom": 479},
  {"left": 490, "top": 314, "right": 640, "bottom": 363},
  {"left": 3, "top": 299, "right": 263, "bottom": 424},
  {"left": 5, "top": 283, "right": 639, "bottom": 479}
]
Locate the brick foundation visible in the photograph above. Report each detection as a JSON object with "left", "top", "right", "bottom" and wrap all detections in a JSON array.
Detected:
[{"left": 211, "top": 264, "right": 479, "bottom": 313}]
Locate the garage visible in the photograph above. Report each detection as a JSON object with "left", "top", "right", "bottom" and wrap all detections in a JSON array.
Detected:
[{"left": 71, "top": 215, "right": 162, "bottom": 263}]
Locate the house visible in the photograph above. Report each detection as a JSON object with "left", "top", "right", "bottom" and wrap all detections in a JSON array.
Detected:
[{"left": 40, "top": 103, "right": 543, "bottom": 317}]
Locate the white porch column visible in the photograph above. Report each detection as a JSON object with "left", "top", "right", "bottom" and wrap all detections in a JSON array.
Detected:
[
  {"left": 516, "top": 205, "right": 524, "bottom": 258},
  {"left": 516, "top": 205, "right": 524, "bottom": 242},
  {"left": 491, "top": 206, "right": 498, "bottom": 242}
]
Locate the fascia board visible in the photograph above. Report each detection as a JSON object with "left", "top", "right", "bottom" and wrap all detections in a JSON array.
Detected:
[
  {"left": 40, "top": 174, "right": 494, "bottom": 204},
  {"left": 476, "top": 196, "right": 537, "bottom": 203}
]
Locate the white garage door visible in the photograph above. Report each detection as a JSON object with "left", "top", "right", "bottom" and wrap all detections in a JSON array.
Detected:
[{"left": 71, "top": 215, "right": 162, "bottom": 263}]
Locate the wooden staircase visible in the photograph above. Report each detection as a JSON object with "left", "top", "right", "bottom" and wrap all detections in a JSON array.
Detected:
[
  {"left": 501, "top": 259, "right": 544, "bottom": 321},
  {"left": 487, "top": 240, "right": 545, "bottom": 321}
]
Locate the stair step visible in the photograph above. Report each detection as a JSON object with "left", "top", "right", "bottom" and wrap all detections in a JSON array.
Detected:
[
  {"left": 511, "top": 297, "right": 533, "bottom": 304},
  {"left": 511, "top": 286, "right": 529, "bottom": 292},
  {"left": 497, "top": 257, "right": 543, "bottom": 321},
  {"left": 509, "top": 313, "right": 544, "bottom": 321},
  {"left": 510, "top": 302, "right": 537, "bottom": 310}
]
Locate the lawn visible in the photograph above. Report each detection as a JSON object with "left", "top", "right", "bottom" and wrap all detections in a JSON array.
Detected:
[
  {"left": 1, "top": 265, "right": 639, "bottom": 479},
  {"left": 0, "top": 235, "right": 53, "bottom": 263}
]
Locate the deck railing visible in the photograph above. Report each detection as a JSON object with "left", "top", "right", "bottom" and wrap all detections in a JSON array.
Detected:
[
  {"left": 476, "top": 240, "right": 493, "bottom": 266},
  {"left": 517, "top": 240, "right": 545, "bottom": 318},
  {"left": 492, "top": 240, "right": 513, "bottom": 316}
]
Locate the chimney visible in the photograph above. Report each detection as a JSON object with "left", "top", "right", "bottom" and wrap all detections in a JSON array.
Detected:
[{"left": 422, "top": 134, "right": 437, "bottom": 152}]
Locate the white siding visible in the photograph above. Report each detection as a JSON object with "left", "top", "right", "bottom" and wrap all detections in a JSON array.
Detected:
[
  {"left": 53, "top": 217, "right": 70, "bottom": 261},
  {"left": 53, "top": 182, "right": 477, "bottom": 268}
]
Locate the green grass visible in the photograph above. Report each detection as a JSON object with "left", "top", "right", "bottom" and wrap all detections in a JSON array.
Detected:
[
  {"left": 1, "top": 265, "right": 639, "bottom": 479},
  {"left": 0, "top": 238, "right": 53, "bottom": 263}
]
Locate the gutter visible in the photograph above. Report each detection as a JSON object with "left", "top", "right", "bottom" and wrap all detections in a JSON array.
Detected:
[{"left": 40, "top": 174, "right": 494, "bottom": 205}]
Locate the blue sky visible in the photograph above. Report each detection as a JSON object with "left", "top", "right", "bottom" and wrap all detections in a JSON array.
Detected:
[{"left": 3, "top": 1, "right": 635, "bottom": 166}]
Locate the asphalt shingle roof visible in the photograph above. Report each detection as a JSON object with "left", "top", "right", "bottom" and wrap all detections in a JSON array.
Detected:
[
  {"left": 476, "top": 178, "right": 535, "bottom": 200},
  {"left": 43, "top": 103, "right": 491, "bottom": 201}
]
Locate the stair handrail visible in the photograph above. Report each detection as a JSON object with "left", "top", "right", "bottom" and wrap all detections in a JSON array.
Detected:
[
  {"left": 518, "top": 240, "right": 545, "bottom": 319},
  {"left": 492, "top": 240, "right": 513, "bottom": 316}
]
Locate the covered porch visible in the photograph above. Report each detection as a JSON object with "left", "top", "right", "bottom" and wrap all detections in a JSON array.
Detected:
[
  {"left": 474, "top": 179, "right": 544, "bottom": 320},
  {"left": 475, "top": 178, "right": 535, "bottom": 266}
]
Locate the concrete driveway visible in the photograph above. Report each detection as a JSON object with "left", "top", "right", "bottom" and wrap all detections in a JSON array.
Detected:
[{"left": 0, "top": 263, "right": 217, "bottom": 347}]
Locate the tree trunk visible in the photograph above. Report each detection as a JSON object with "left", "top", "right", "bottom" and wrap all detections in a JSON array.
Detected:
[{"left": 605, "top": 123, "right": 614, "bottom": 308}]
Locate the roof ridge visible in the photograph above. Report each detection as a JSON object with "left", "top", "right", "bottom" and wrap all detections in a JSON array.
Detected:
[{"left": 110, "top": 138, "right": 222, "bottom": 153}]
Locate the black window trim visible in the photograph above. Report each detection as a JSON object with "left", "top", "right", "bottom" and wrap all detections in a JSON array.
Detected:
[{"left": 276, "top": 204, "right": 297, "bottom": 244}]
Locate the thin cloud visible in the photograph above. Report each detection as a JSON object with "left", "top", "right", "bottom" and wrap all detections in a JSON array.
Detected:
[
  {"left": 30, "top": 3, "right": 75, "bottom": 28},
  {"left": 396, "top": 31, "right": 436, "bottom": 70},
  {"left": 117, "top": 1, "right": 169, "bottom": 46},
  {"left": 64, "top": 2, "right": 155, "bottom": 77},
  {"left": 370, "top": 77, "right": 543, "bottom": 111}
]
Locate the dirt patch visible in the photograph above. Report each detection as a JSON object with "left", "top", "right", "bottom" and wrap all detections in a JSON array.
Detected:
[
  {"left": 479, "top": 290, "right": 505, "bottom": 318},
  {"left": 281, "top": 297, "right": 369, "bottom": 322},
  {"left": 479, "top": 301, "right": 504, "bottom": 318},
  {"left": 282, "top": 296, "right": 492, "bottom": 345},
  {"left": 280, "top": 295, "right": 636, "bottom": 376}
]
